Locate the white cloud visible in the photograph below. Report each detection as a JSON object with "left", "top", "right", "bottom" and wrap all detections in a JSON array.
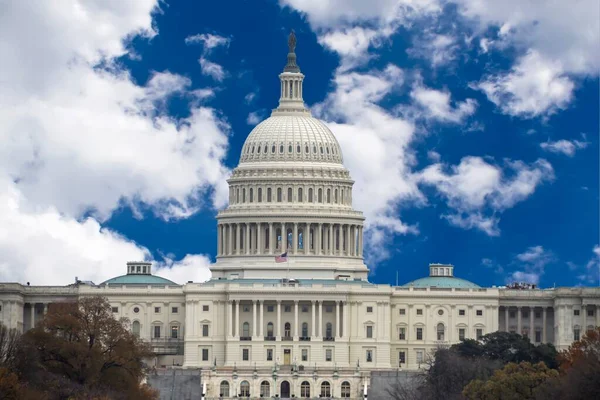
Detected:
[
  {"left": 185, "top": 33, "right": 230, "bottom": 52},
  {"left": 573, "top": 245, "right": 600, "bottom": 285},
  {"left": 427, "top": 150, "right": 441, "bottom": 162},
  {"left": 0, "top": 1, "right": 229, "bottom": 284},
  {"left": 540, "top": 136, "right": 588, "bottom": 157},
  {"left": 475, "top": 51, "right": 575, "bottom": 118},
  {"left": 199, "top": 57, "right": 228, "bottom": 81},
  {"left": 408, "top": 32, "right": 459, "bottom": 67},
  {"left": 318, "top": 27, "right": 380, "bottom": 70},
  {"left": 410, "top": 84, "right": 477, "bottom": 123},
  {"left": 245, "top": 92, "right": 257, "bottom": 104},
  {"left": 508, "top": 245, "right": 555, "bottom": 285},
  {"left": 418, "top": 157, "right": 554, "bottom": 235},
  {"left": 246, "top": 111, "right": 263, "bottom": 125}
]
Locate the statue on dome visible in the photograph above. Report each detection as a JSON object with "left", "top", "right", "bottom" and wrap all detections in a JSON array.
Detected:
[{"left": 288, "top": 30, "right": 296, "bottom": 53}]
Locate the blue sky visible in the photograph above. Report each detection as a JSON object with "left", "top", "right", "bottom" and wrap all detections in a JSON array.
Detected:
[{"left": 0, "top": 0, "right": 598, "bottom": 288}]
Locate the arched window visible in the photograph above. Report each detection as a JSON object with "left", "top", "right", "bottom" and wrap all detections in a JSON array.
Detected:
[
  {"left": 249, "top": 188, "right": 253, "bottom": 203},
  {"left": 272, "top": 145, "right": 276, "bottom": 153},
  {"left": 334, "top": 189, "right": 338, "bottom": 203},
  {"left": 260, "top": 381, "right": 270, "bottom": 397},
  {"left": 236, "top": 188, "right": 239, "bottom": 203},
  {"left": 341, "top": 188, "right": 344, "bottom": 204},
  {"left": 301, "top": 381, "right": 311, "bottom": 397},
  {"left": 242, "top": 322, "right": 250, "bottom": 338},
  {"left": 320, "top": 382, "right": 331, "bottom": 397},
  {"left": 252, "top": 145, "right": 255, "bottom": 153},
  {"left": 240, "top": 380, "right": 250, "bottom": 397},
  {"left": 305, "top": 145, "right": 309, "bottom": 153},
  {"left": 264, "top": 145, "right": 268, "bottom": 153},
  {"left": 277, "top": 188, "right": 282, "bottom": 202},
  {"left": 318, "top": 188, "right": 323, "bottom": 203},
  {"left": 257, "top": 145, "right": 261, "bottom": 153},
  {"left": 267, "top": 188, "right": 272, "bottom": 202},
  {"left": 308, "top": 188, "right": 313, "bottom": 202},
  {"left": 242, "top": 188, "right": 246, "bottom": 203},
  {"left": 327, "top": 188, "right": 331, "bottom": 203},
  {"left": 298, "top": 188, "right": 303, "bottom": 202},
  {"left": 313, "top": 145, "right": 317, "bottom": 153},
  {"left": 132, "top": 321, "right": 140, "bottom": 337},
  {"left": 320, "top": 146, "right": 324, "bottom": 154},
  {"left": 267, "top": 322, "right": 274, "bottom": 337},
  {"left": 280, "top": 144, "right": 284, "bottom": 153},
  {"left": 284, "top": 322, "right": 291, "bottom": 338},
  {"left": 287, "top": 187, "right": 293, "bottom": 202},
  {"left": 341, "top": 381, "right": 351, "bottom": 398},
  {"left": 437, "top": 323, "right": 445, "bottom": 341},
  {"left": 302, "top": 322, "right": 308, "bottom": 337},
  {"left": 258, "top": 188, "right": 262, "bottom": 202},
  {"left": 297, "top": 144, "right": 301, "bottom": 153},
  {"left": 288, "top": 144, "right": 293, "bottom": 153},
  {"left": 220, "top": 381, "right": 230, "bottom": 397},
  {"left": 326, "top": 322, "right": 332, "bottom": 338}
]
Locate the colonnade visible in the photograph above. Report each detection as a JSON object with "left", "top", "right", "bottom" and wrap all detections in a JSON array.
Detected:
[
  {"left": 24, "top": 302, "right": 49, "bottom": 331},
  {"left": 217, "top": 222, "right": 363, "bottom": 257},
  {"left": 227, "top": 300, "right": 348, "bottom": 340}
]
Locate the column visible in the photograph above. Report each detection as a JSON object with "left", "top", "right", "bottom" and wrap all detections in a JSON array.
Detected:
[
  {"left": 43, "top": 303, "right": 48, "bottom": 315},
  {"left": 596, "top": 305, "right": 599, "bottom": 328},
  {"left": 29, "top": 303, "right": 35, "bottom": 329},
  {"left": 582, "top": 305, "right": 587, "bottom": 332},
  {"left": 292, "top": 223, "right": 298, "bottom": 254},
  {"left": 336, "top": 301, "right": 341, "bottom": 338},
  {"left": 217, "top": 224, "right": 222, "bottom": 256},
  {"left": 235, "top": 301, "right": 240, "bottom": 337},
  {"left": 329, "top": 224, "right": 333, "bottom": 255},
  {"left": 317, "top": 223, "right": 322, "bottom": 255},
  {"left": 346, "top": 225, "right": 351, "bottom": 256},
  {"left": 228, "top": 224, "right": 233, "bottom": 255},
  {"left": 318, "top": 301, "right": 323, "bottom": 337},
  {"left": 228, "top": 301, "right": 233, "bottom": 337},
  {"left": 268, "top": 222, "right": 273, "bottom": 254},
  {"left": 449, "top": 305, "right": 454, "bottom": 342},
  {"left": 257, "top": 223, "right": 262, "bottom": 255},
  {"left": 343, "top": 301, "right": 348, "bottom": 339},
  {"left": 505, "top": 307, "right": 509, "bottom": 332},
  {"left": 358, "top": 226, "right": 363, "bottom": 257},
  {"left": 236, "top": 224, "right": 241, "bottom": 255},
  {"left": 244, "top": 223, "right": 250, "bottom": 254},
  {"left": 277, "top": 301, "right": 282, "bottom": 338},
  {"left": 311, "top": 301, "right": 316, "bottom": 337},
  {"left": 281, "top": 223, "right": 287, "bottom": 253},
  {"left": 542, "top": 307, "right": 547, "bottom": 343},
  {"left": 517, "top": 307, "right": 522, "bottom": 335},
  {"left": 259, "top": 301, "right": 264, "bottom": 337},
  {"left": 294, "top": 301, "right": 299, "bottom": 338},
  {"left": 253, "top": 301, "right": 257, "bottom": 337}
]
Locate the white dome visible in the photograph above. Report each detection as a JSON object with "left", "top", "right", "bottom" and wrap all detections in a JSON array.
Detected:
[{"left": 239, "top": 115, "right": 344, "bottom": 164}]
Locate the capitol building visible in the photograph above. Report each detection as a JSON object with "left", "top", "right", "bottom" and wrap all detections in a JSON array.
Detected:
[{"left": 1, "top": 33, "right": 599, "bottom": 399}]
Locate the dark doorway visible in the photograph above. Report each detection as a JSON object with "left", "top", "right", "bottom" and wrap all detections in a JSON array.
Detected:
[{"left": 280, "top": 380, "right": 291, "bottom": 398}]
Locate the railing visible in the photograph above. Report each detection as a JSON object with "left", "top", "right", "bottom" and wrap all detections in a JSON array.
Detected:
[
  {"left": 264, "top": 336, "right": 276, "bottom": 341},
  {"left": 299, "top": 336, "right": 311, "bottom": 341},
  {"left": 281, "top": 336, "right": 293, "bottom": 341},
  {"left": 240, "top": 336, "right": 252, "bottom": 341},
  {"left": 323, "top": 336, "right": 335, "bottom": 342},
  {"left": 149, "top": 338, "right": 184, "bottom": 355}
]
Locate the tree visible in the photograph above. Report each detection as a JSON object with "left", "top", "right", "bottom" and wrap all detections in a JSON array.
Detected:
[
  {"left": 15, "top": 296, "right": 158, "bottom": 400},
  {"left": 462, "top": 362, "right": 558, "bottom": 400},
  {"left": 382, "top": 371, "right": 424, "bottom": 400},
  {"left": 0, "top": 324, "right": 20, "bottom": 369}
]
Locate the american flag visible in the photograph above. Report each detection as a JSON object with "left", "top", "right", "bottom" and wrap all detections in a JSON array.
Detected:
[{"left": 275, "top": 252, "right": 288, "bottom": 263}]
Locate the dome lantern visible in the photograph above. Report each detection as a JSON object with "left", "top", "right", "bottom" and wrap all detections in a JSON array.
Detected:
[{"left": 273, "top": 30, "right": 309, "bottom": 117}]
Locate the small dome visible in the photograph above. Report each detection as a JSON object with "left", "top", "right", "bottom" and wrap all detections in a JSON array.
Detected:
[
  {"left": 402, "top": 276, "right": 481, "bottom": 289},
  {"left": 100, "top": 274, "right": 178, "bottom": 286},
  {"left": 239, "top": 116, "right": 343, "bottom": 164}
]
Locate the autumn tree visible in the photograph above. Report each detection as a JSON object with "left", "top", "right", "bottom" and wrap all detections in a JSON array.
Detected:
[
  {"left": 15, "top": 296, "right": 158, "bottom": 400},
  {"left": 462, "top": 362, "right": 558, "bottom": 400}
]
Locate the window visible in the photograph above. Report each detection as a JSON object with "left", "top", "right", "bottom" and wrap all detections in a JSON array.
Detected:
[
  {"left": 320, "top": 382, "right": 331, "bottom": 397},
  {"left": 535, "top": 311, "right": 541, "bottom": 318},
  {"left": 240, "top": 381, "right": 250, "bottom": 397},
  {"left": 267, "top": 188, "right": 272, "bottom": 202},
  {"left": 459, "top": 328, "right": 465, "bottom": 341},
  {"left": 133, "top": 307, "right": 140, "bottom": 314},
  {"left": 341, "top": 381, "right": 351, "bottom": 398},
  {"left": 327, "top": 188, "right": 331, "bottom": 203},
  {"left": 366, "top": 349, "right": 373, "bottom": 362},
  {"left": 258, "top": 187, "right": 262, "bottom": 202},
  {"left": 288, "top": 144, "right": 293, "bottom": 153},
  {"left": 203, "top": 305, "right": 209, "bottom": 312},
  {"left": 366, "top": 306, "right": 373, "bottom": 313},
  {"left": 220, "top": 381, "right": 230, "bottom": 397},
  {"left": 242, "top": 322, "right": 250, "bottom": 337},
  {"left": 302, "top": 322, "right": 308, "bottom": 337},
  {"left": 416, "top": 327, "right": 423, "bottom": 340},
  {"left": 325, "top": 349, "right": 332, "bottom": 361},
  {"left": 416, "top": 350, "right": 424, "bottom": 364},
  {"left": 154, "top": 307, "right": 161, "bottom": 313},
  {"left": 242, "top": 188, "right": 246, "bottom": 202},
  {"left": 279, "top": 144, "right": 284, "bottom": 153},
  {"left": 242, "top": 348, "right": 249, "bottom": 361},
  {"left": 243, "top": 305, "right": 250, "bottom": 313},
  {"left": 284, "top": 322, "right": 291, "bottom": 338},
  {"left": 202, "top": 324, "right": 209, "bottom": 337},
  {"left": 574, "top": 327, "right": 581, "bottom": 341},
  {"left": 476, "top": 310, "right": 483, "bottom": 316},
  {"left": 399, "top": 308, "right": 406, "bottom": 315},
  {"left": 249, "top": 188, "right": 253, "bottom": 202},
  {"left": 318, "top": 188, "right": 322, "bottom": 202},
  {"left": 267, "top": 322, "right": 274, "bottom": 337},
  {"left": 202, "top": 348, "right": 209, "bottom": 361},
  {"left": 399, "top": 351, "right": 406, "bottom": 365},
  {"left": 172, "top": 307, "right": 178, "bottom": 314},
  {"left": 301, "top": 348, "right": 308, "bottom": 361},
  {"left": 366, "top": 325, "right": 373, "bottom": 338},
  {"left": 510, "top": 311, "right": 516, "bottom": 318},
  {"left": 325, "top": 306, "right": 333, "bottom": 313},
  {"left": 326, "top": 323, "right": 333, "bottom": 338},
  {"left": 437, "top": 323, "right": 445, "bottom": 341},
  {"left": 154, "top": 325, "right": 161, "bottom": 338},
  {"left": 574, "top": 309, "right": 580, "bottom": 316},
  {"left": 399, "top": 327, "right": 406, "bottom": 340},
  {"left": 277, "top": 188, "right": 282, "bottom": 202},
  {"left": 301, "top": 305, "right": 308, "bottom": 313},
  {"left": 260, "top": 381, "right": 270, "bottom": 397},
  {"left": 132, "top": 321, "right": 140, "bottom": 337},
  {"left": 535, "top": 329, "right": 542, "bottom": 343},
  {"left": 522, "top": 310, "right": 529, "bottom": 319},
  {"left": 301, "top": 381, "right": 310, "bottom": 398},
  {"left": 298, "top": 188, "right": 303, "bottom": 202},
  {"left": 284, "top": 305, "right": 291, "bottom": 312},
  {"left": 308, "top": 188, "right": 313, "bottom": 202},
  {"left": 266, "top": 348, "right": 273, "bottom": 361},
  {"left": 416, "top": 309, "right": 423, "bottom": 316},
  {"left": 459, "top": 309, "right": 465, "bottom": 316},
  {"left": 287, "top": 187, "right": 292, "bottom": 202},
  {"left": 476, "top": 329, "right": 483, "bottom": 340},
  {"left": 588, "top": 309, "right": 594, "bottom": 317},
  {"left": 171, "top": 325, "right": 179, "bottom": 339},
  {"left": 267, "top": 305, "right": 274, "bottom": 312},
  {"left": 438, "top": 309, "right": 444, "bottom": 316},
  {"left": 111, "top": 307, "right": 118, "bottom": 313}
]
